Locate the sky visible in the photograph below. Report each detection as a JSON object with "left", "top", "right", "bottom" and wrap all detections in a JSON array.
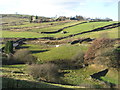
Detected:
[{"left": 0, "top": 0, "right": 119, "bottom": 21}]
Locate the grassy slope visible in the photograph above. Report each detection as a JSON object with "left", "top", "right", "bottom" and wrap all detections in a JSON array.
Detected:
[
  {"left": 1, "top": 64, "right": 85, "bottom": 88},
  {"left": 2, "top": 16, "right": 117, "bottom": 38},
  {"left": 53, "top": 21, "right": 117, "bottom": 38},
  {"left": 17, "top": 43, "right": 118, "bottom": 88},
  {"left": 21, "top": 44, "right": 88, "bottom": 62},
  {"left": 1, "top": 31, "right": 43, "bottom": 38},
  {"left": 34, "top": 21, "right": 83, "bottom": 32},
  {"left": 63, "top": 27, "right": 118, "bottom": 40},
  {"left": 1, "top": 15, "right": 119, "bottom": 88},
  {"left": 62, "top": 64, "right": 118, "bottom": 85},
  {"left": 2, "top": 17, "right": 28, "bottom": 24},
  {"left": 1, "top": 64, "right": 118, "bottom": 88}
]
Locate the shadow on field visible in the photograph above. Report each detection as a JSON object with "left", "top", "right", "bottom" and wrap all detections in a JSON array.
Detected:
[
  {"left": 49, "top": 59, "right": 84, "bottom": 70},
  {"left": 31, "top": 50, "right": 49, "bottom": 54},
  {"left": 90, "top": 69, "right": 117, "bottom": 88},
  {"left": 90, "top": 69, "right": 109, "bottom": 79},
  {"left": 2, "top": 77, "right": 69, "bottom": 89},
  {"left": 16, "top": 46, "right": 30, "bottom": 49}
]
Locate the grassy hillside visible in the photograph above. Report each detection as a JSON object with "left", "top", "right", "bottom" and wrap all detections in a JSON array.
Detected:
[
  {"left": 2, "top": 14, "right": 118, "bottom": 38},
  {"left": 1, "top": 14, "right": 119, "bottom": 89},
  {"left": 53, "top": 21, "right": 117, "bottom": 37},
  {"left": 2, "top": 22, "right": 118, "bottom": 38},
  {"left": 2, "top": 31, "right": 43, "bottom": 38},
  {"left": 1, "top": 64, "right": 118, "bottom": 88},
  {"left": 17, "top": 43, "right": 88, "bottom": 62},
  {"left": 1, "top": 64, "right": 85, "bottom": 88},
  {"left": 62, "top": 64, "right": 118, "bottom": 87},
  {"left": 64, "top": 27, "right": 118, "bottom": 40}
]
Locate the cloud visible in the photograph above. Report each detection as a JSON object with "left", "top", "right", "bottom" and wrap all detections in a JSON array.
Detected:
[
  {"left": 13, "top": 0, "right": 87, "bottom": 16},
  {"left": 0, "top": 0, "right": 89, "bottom": 15}
]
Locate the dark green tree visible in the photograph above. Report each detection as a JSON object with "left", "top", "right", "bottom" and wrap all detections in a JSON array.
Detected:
[
  {"left": 35, "top": 15, "right": 38, "bottom": 19},
  {"left": 29, "top": 16, "right": 33, "bottom": 23},
  {"left": 4, "top": 41, "right": 13, "bottom": 54}
]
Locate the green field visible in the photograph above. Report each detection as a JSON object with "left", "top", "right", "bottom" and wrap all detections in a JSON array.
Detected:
[
  {"left": 21, "top": 44, "right": 88, "bottom": 62},
  {"left": 1, "top": 14, "right": 119, "bottom": 89},
  {"left": 2, "top": 31, "right": 43, "bottom": 38},
  {"left": 2, "top": 22, "right": 118, "bottom": 38},
  {"left": 2, "top": 15, "right": 118, "bottom": 38},
  {"left": 64, "top": 27, "right": 118, "bottom": 39}
]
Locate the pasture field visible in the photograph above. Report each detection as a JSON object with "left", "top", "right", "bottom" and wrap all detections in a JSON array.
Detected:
[
  {"left": 2, "top": 21, "right": 118, "bottom": 38},
  {"left": 64, "top": 27, "right": 118, "bottom": 40},
  {"left": 1, "top": 14, "right": 119, "bottom": 89},
  {"left": 2, "top": 15, "right": 118, "bottom": 38},
  {"left": 30, "top": 21, "right": 83, "bottom": 32},
  {"left": 21, "top": 43, "right": 88, "bottom": 62},
  {"left": 1, "top": 31, "right": 44, "bottom": 38},
  {"left": 54, "top": 21, "right": 117, "bottom": 37}
]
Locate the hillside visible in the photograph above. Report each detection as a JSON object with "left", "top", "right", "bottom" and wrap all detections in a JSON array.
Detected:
[
  {"left": 1, "top": 14, "right": 119, "bottom": 39},
  {"left": 1, "top": 14, "right": 119, "bottom": 89}
]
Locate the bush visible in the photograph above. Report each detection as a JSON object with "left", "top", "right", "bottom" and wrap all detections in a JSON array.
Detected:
[
  {"left": 84, "top": 38, "right": 120, "bottom": 68},
  {"left": 2, "top": 53, "right": 22, "bottom": 65},
  {"left": 94, "top": 47, "right": 120, "bottom": 68},
  {"left": 49, "top": 58, "right": 84, "bottom": 70},
  {"left": 27, "top": 63, "right": 60, "bottom": 83},
  {"left": 71, "top": 50, "right": 85, "bottom": 67},
  {"left": 13, "top": 49, "right": 37, "bottom": 64},
  {"left": 49, "top": 59, "right": 73, "bottom": 70},
  {"left": 84, "top": 38, "right": 115, "bottom": 65}
]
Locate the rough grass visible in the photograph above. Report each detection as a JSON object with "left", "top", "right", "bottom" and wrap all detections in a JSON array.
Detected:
[
  {"left": 2, "top": 77, "right": 86, "bottom": 88},
  {"left": 2, "top": 17, "right": 28, "bottom": 24},
  {"left": 100, "top": 68, "right": 118, "bottom": 84},
  {"left": 2, "top": 77, "right": 63, "bottom": 88},
  {"left": 1, "top": 64, "right": 118, "bottom": 88},
  {"left": 1, "top": 64, "right": 85, "bottom": 88},
  {"left": 62, "top": 64, "right": 118, "bottom": 86}
]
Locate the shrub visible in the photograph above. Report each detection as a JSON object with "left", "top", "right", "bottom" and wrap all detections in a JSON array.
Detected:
[
  {"left": 84, "top": 38, "right": 115, "bottom": 64},
  {"left": 27, "top": 63, "right": 60, "bottom": 83},
  {"left": 13, "top": 49, "right": 37, "bottom": 64},
  {"left": 71, "top": 50, "right": 85, "bottom": 67},
  {"left": 49, "top": 59, "right": 73, "bottom": 70},
  {"left": 94, "top": 47, "right": 120, "bottom": 68},
  {"left": 49, "top": 58, "right": 84, "bottom": 70},
  {"left": 2, "top": 53, "right": 22, "bottom": 65}
]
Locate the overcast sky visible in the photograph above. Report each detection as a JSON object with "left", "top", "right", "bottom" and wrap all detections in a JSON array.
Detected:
[{"left": 0, "top": 0, "right": 119, "bottom": 21}]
